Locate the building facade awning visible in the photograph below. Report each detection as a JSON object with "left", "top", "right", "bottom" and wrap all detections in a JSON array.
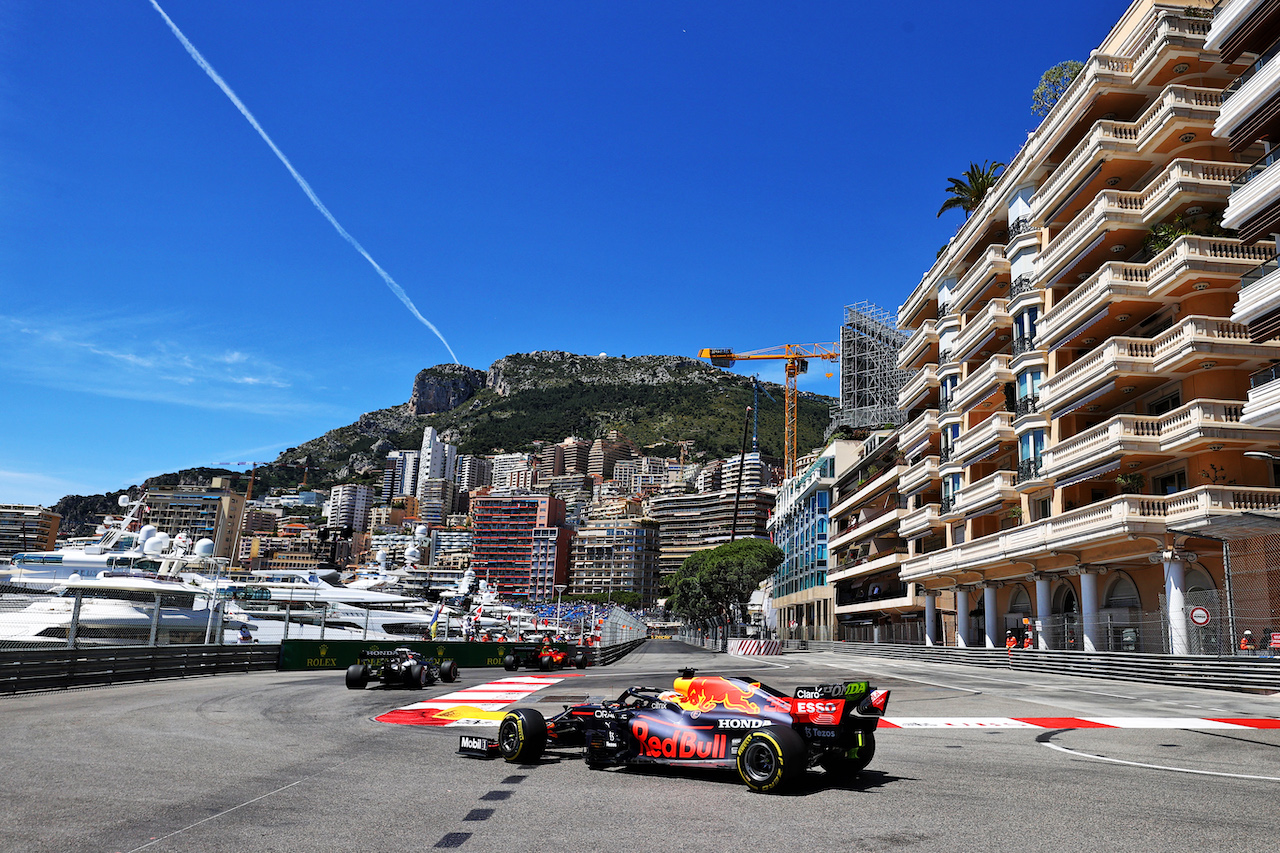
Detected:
[{"left": 1054, "top": 458, "right": 1121, "bottom": 489}]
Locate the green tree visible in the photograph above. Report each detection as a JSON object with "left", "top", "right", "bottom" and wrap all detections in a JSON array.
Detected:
[
  {"left": 666, "top": 538, "right": 783, "bottom": 623},
  {"left": 1032, "top": 60, "right": 1084, "bottom": 117},
  {"left": 937, "top": 160, "right": 1005, "bottom": 219}
]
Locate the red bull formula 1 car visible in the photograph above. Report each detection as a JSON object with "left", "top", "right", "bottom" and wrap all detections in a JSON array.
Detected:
[{"left": 459, "top": 668, "right": 889, "bottom": 793}]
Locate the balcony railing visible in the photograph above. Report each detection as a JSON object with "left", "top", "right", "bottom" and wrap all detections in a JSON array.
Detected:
[
  {"left": 1017, "top": 458, "right": 1043, "bottom": 483},
  {"left": 1222, "top": 39, "right": 1280, "bottom": 104},
  {"left": 939, "top": 445, "right": 953, "bottom": 464},
  {"left": 1015, "top": 395, "right": 1039, "bottom": 417},
  {"left": 1251, "top": 364, "right": 1280, "bottom": 389},
  {"left": 940, "top": 495, "right": 953, "bottom": 514},
  {"left": 1010, "top": 274, "right": 1036, "bottom": 300},
  {"left": 1240, "top": 254, "right": 1280, "bottom": 291},
  {"left": 1007, "top": 216, "right": 1032, "bottom": 241},
  {"left": 1012, "top": 336, "right": 1036, "bottom": 357},
  {"left": 1231, "top": 147, "right": 1280, "bottom": 193}
]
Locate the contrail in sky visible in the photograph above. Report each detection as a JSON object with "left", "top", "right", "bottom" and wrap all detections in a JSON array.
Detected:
[{"left": 148, "top": 0, "right": 459, "bottom": 364}]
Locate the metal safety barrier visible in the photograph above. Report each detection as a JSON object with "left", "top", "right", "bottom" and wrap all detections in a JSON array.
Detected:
[
  {"left": 596, "top": 637, "right": 646, "bottom": 666},
  {"left": 786, "top": 640, "right": 1280, "bottom": 693},
  {"left": 0, "top": 644, "right": 281, "bottom": 695}
]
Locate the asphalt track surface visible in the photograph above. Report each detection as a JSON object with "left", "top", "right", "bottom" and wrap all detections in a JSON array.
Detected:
[{"left": 5, "top": 640, "right": 1280, "bottom": 853}]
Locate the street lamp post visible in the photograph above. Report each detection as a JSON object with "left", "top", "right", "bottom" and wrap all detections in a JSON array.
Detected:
[{"left": 554, "top": 584, "right": 567, "bottom": 639}]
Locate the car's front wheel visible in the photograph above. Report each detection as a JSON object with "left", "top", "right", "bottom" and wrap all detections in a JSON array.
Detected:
[
  {"left": 498, "top": 708, "right": 547, "bottom": 763},
  {"left": 736, "top": 726, "right": 805, "bottom": 793},
  {"left": 440, "top": 660, "right": 459, "bottom": 683}
]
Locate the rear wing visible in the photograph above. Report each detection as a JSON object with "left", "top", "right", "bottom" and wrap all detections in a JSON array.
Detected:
[{"left": 792, "top": 681, "right": 869, "bottom": 700}]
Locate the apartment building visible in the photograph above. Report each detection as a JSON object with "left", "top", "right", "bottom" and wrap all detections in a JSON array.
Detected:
[
  {"left": 328, "top": 483, "right": 375, "bottom": 534},
  {"left": 455, "top": 454, "right": 493, "bottom": 492},
  {"left": 0, "top": 504, "right": 60, "bottom": 558},
  {"left": 141, "top": 479, "right": 244, "bottom": 560},
  {"left": 646, "top": 488, "right": 776, "bottom": 578},
  {"left": 382, "top": 449, "right": 420, "bottom": 500},
  {"left": 418, "top": 478, "right": 457, "bottom": 526},
  {"left": 416, "top": 427, "right": 457, "bottom": 500},
  {"left": 895, "top": 0, "right": 1280, "bottom": 655},
  {"left": 1209, "top": 1, "right": 1280, "bottom": 427},
  {"left": 568, "top": 520, "right": 661, "bottom": 603},
  {"left": 769, "top": 441, "right": 860, "bottom": 642},
  {"left": 491, "top": 453, "right": 535, "bottom": 489},
  {"left": 470, "top": 494, "right": 567, "bottom": 596}
]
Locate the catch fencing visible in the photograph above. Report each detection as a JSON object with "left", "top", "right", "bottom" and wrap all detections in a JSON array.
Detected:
[
  {"left": 0, "top": 644, "right": 280, "bottom": 695},
  {"left": 597, "top": 607, "right": 647, "bottom": 665}
]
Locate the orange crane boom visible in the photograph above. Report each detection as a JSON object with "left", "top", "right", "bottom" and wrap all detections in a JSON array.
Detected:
[{"left": 698, "top": 343, "right": 839, "bottom": 478}]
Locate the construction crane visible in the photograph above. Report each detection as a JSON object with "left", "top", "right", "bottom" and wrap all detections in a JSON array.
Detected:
[
  {"left": 698, "top": 343, "right": 839, "bottom": 479},
  {"left": 215, "top": 461, "right": 274, "bottom": 501}
]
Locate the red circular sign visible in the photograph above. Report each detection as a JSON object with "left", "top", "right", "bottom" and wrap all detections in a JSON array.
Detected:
[{"left": 1189, "top": 606, "right": 1211, "bottom": 627}]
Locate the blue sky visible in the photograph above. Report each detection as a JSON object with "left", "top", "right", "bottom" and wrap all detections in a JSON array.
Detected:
[{"left": 0, "top": 1, "right": 1124, "bottom": 506}]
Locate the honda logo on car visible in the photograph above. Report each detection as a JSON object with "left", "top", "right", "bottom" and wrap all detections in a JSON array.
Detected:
[{"left": 716, "top": 718, "right": 768, "bottom": 729}]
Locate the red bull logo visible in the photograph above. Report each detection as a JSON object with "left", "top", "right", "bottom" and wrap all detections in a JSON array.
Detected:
[
  {"left": 674, "top": 677, "right": 761, "bottom": 714},
  {"left": 630, "top": 718, "right": 726, "bottom": 760}
]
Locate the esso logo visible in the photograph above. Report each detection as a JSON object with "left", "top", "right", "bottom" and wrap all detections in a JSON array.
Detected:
[{"left": 794, "top": 701, "right": 839, "bottom": 715}]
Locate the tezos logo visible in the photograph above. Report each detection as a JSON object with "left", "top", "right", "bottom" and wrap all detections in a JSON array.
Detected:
[{"left": 716, "top": 718, "right": 769, "bottom": 729}]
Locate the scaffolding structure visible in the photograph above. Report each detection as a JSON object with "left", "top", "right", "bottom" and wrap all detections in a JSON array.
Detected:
[{"left": 827, "top": 301, "right": 912, "bottom": 438}]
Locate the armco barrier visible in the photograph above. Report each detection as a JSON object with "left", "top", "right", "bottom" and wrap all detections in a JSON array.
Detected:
[
  {"left": 790, "top": 640, "right": 1280, "bottom": 693},
  {"left": 278, "top": 640, "right": 585, "bottom": 670},
  {"left": 0, "top": 644, "right": 280, "bottom": 695},
  {"left": 596, "top": 638, "right": 646, "bottom": 666}
]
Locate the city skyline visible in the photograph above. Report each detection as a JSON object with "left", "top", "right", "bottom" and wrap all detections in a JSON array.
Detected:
[{"left": 1, "top": 2, "right": 1121, "bottom": 505}]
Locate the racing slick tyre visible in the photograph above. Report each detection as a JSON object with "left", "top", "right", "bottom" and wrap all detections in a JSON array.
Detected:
[
  {"left": 502, "top": 655, "right": 518, "bottom": 672},
  {"left": 406, "top": 663, "right": 428, "bottom": 689},
  {"left": 498, "top": 708, "right": 547, "bottom": 763},
  {"left": 819, "top": 733, "right": 875, "bottom": 778},
  {"left": 737, "top": 726, "right": 805, "bottom": 793},
  {"left": 573, "top": 652, "right": 588, "bottom": 669},
  {"left": 345, "top": 664, "right": 369, "bottom": 690},
  {"left": 440, "top": 660, "right": 459, "bottom": 683},
  {"left": 538, "top": 655, "right": 553, "bottom": 672}
]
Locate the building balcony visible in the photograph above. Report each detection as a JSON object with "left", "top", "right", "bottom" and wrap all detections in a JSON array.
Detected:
[
  {"left": 955, "top": 411, "right": 1015, "bottom": 467},
  {"left": 1039, "top": 316, "right": 1276, "bottom": 416},
  {"left": 899, "top": 503, "right": 942, "bottom": 540},
  {"left": 828, "top": 550, "right": 908, "bottom": 585},
  {"left": 953, "top": 298, "right": 1012, "bottom": 363},
  {"left": 1216, "top": 38, "right": 1280, "bottom": 140},
  {"left": 829, "top": 466, "right": 900, "bottom": 521},
  {"left": 950, "top": 245, "right": 1011, "bottom": 314},
  {"left": 1040, "top": 399, "right": 1254, "bottom": 482},
  {"left": 834, "top": 587, "right": 924, "bottom": 616},
  {"left": 1243, "top": 365, "right": 1280, "bottom": 429},
  {"left": 899, "top": 409, "right": 940, "bottom": 458},
  {"left": 828, "top": 505, "right": 906, "bottom": 554},
  {"left": 1038, "top": 236, "right": 1275, "bottom": 349},
  {"left": 1206, "top": 0, "right": 1268, "bottom": 54},
  {"left": 898, "top": 364, "right": 939, "bottom": 411},
  {"left": 1233, "top": 253, "right": 1280, "bottom": 334},
  {"left": 899, "top": 455, "right": 939, "bottom": 497},
  {"left": 953, "top": 355, "right": 1014, "bottom": 414},
  {"left": 1033, "top": 86, "right": 1223, "bottom": 223},
  {"left": 1223, "top": 148, "right": 1280, "bottom": 240},
  {"left": 1037, "top": 159, "right": 1245, "bottom": 287},
  {"left": 900, "top": 485, "right": 1280, "bottom": 582},
  {"left": 899, "top": 319, "right": 939, "bottom": 371},
  {"left": 951, "top": 469, "right": 1019, "bottom": 519}
]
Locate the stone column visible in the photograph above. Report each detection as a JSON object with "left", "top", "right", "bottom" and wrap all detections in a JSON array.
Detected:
[
  {"left": 954, "top": 587, "right": 969, "bottom": 648},
  {"left": 1080, "top": 569, "right": 1099, "bottom": 653},
  {"left": 983, "top": 584, "right": 999, "bottom": 649},
  {"left": 924, "top": 591, "right": 938, "bottom": 646},
  {"left": 1035, "top": 574, "right": 1052, "bottom": 650},
  {"left": 1165, "top": 556, "right": 1189, "bottom": 656}
]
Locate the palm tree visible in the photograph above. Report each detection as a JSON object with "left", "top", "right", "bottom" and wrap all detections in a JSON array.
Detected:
[{"left": 937, "top": 160, "right": 1005, "bottom": 219}]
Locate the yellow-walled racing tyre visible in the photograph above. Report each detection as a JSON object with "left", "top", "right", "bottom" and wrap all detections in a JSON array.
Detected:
[
  {"left": 498, "top": 708, "right": 547, "bottom": 763},
  {"left": 736, "top": 725, "right": 805, "bottom": 793}
]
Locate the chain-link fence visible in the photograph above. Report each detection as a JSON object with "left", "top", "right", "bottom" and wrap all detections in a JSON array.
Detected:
[
  {"left": 599, "top": 606, "right": 646, "bottom": 647},
  {"left": 1225, "top": 533, "right": 1280, "bottom": 656}
]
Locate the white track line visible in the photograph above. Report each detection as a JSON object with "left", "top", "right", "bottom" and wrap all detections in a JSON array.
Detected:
[{"left": 1043, "top": 741, "right": 1280, "bottom": 782}]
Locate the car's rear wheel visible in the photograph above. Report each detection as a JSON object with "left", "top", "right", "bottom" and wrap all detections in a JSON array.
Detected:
[
  {"left": 440, "top": 660, "right": 459, "bottom": 683},
  {"left": 406, "top": 663, "right": 427, "bottom": 689},
  {"left": 498, "top": 708, "right": 546, "bottom": 763},
  {"left": 538, "top": 655, "right": 553, "bottom": 672},
  {"left": 344, "top": 664, "right": 369, "bottom": 690},
  {"left": 573, "top": 652, "right": 588, "bottom": 669},
  {"left": 737, "top": 726, "right": 805, "bottom": 793},
  {"left": 819, "top": 732, "right": 876, "bottom": 780},
  {"left": 502, "top": 654, "right": 518, "bottom": 671}
]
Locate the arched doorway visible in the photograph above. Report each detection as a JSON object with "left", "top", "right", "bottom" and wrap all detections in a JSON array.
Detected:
[
  {"left": 1006, "top": 584, "right": 1031, "bottom": 641},
  {"left": 1053, "top": 583, "right": 1079, "bottom": 650},
  {"left": 1103, "top": 572, "right": 1141, "bottom": 651}
]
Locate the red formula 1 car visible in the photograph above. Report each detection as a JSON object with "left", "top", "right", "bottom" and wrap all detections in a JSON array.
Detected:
[
  {"left": 459, "top": 668, "right": 889, "bottom": 793},
  {"left": 501, "top": 642, "right": 589, "bottom": 672}
]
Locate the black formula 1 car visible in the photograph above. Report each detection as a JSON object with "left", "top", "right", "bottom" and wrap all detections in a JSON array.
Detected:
[
  {"left": 346, "top": 647, "right": 459, "bottom": 689},
  {"left": 459, "top": 668, "right": 889, "bottom": 793},
  {"left": 501, "top": 643, "right": 589, "bottom": 672}
]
